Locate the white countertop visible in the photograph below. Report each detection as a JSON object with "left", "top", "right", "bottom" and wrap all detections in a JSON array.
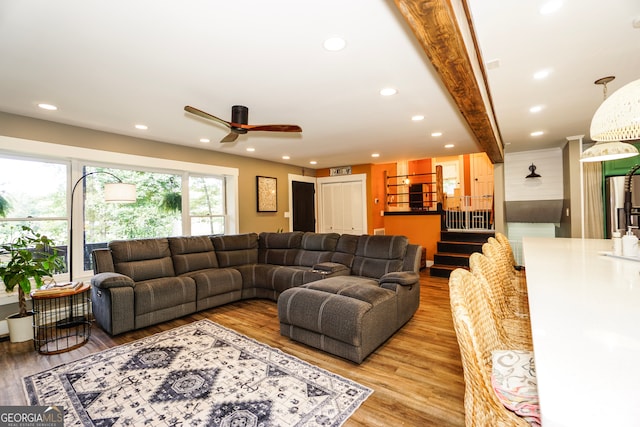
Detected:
[{"left": 522, "top": 237, "right": 640, "bottom": 427}]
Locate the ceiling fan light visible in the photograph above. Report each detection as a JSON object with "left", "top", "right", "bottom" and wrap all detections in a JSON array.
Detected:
[
  {"left": 590, "top": 78, "right": 640, "bottom": 142},
  {"left": 580, "top": 141, "right": 639, "bottom": 162}
]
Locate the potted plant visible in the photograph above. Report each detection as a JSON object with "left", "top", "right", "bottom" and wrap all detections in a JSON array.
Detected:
[{"left": 0, "top": 225, "right": 65, "bottom": 342}]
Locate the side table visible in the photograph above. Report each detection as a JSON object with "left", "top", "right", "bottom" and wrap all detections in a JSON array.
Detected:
[{"left": 31, "top": 283, "right": 92, "bottom": 354}]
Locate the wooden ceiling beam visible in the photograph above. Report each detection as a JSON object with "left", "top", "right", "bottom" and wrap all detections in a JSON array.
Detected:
[{"left": 393, "top": 0, "right": 504, "bottom": 163}]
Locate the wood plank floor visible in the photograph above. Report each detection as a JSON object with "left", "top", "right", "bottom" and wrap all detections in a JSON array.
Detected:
[{"left": 0, "top": 271, "right": 465, "bottom": 426}]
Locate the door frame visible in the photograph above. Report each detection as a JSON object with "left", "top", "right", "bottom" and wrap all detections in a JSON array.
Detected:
[
  {"left": 316, "top": 173, "right": 367, "bottom": 234},
  {"left": 288, "top": 174, "right": 317, "bottom": 232}
]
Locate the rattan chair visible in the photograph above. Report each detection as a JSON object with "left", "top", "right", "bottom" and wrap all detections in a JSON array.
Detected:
[
  {"left": 449, "top": 268, "right": 530, "bottom": 427},
  {"left": 469, "top": 252, "right": 532, "bottom": 347},
  {"left": 483, "top": 239, "right": 528, "bottom": 296},
  {"left": 495, "top": 232, "right": 521, "bottom": 270}
]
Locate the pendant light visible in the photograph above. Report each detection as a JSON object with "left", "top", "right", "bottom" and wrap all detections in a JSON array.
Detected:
[{"left": 580, "top": 76, "right": 639, "bottom": 162}]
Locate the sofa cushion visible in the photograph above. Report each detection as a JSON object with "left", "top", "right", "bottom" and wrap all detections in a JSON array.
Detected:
[
  {"left": 212, "top": 233, "right": 259, "bottom": 267},
  {"left": 183, "top": 267, "right": 242, "bottom": 300},
  {"left": 169, "top": 235, "right": 218, "bottom": 275},
  {"left": 110, "top": 238, "right": 176, "bottom": 281},
  {"left": 249, "top": 264, "right": 306, "bottom": 293},
  {"left": 331, "top": 234, "right": 359, "bottom": 267},
  {"left": 110, "top": 238, "right": 170, "bottom": 262},
  {"left": 259, "top": 232, "right": 303, "bottom": 265},
  {"left": 134, "top": 276, "right": 196, "bottom": 315},
  {"left": 351, "top": 235, "right": 408, "bottom": 279},
  {"left": 295, "top": 232, "right": 340, "bottom": 267},
  {"left": 301, "top": 276, "right": 392, "bottom": 306}
]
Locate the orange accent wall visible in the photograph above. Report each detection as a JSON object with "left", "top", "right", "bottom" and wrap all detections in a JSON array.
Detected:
[
  {"left": 408, "top": 158, "right": 432, "bottom": 175},
  {"left": 384, "top": 214, "right": 441, "bottom": 261},
  {"left": 463, "top": 154, "right": 471, "bottom": 196}
]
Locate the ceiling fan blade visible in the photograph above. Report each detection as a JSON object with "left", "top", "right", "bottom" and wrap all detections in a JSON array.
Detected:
[
  {"left": 246, "top": 124, "right": 302, "bottom": 133},
  {"left": 184, "top": 105, "right": 231, "bottom": 129},
  {"left": 220, "top": 132, "right": 239, "bottom": 143}
]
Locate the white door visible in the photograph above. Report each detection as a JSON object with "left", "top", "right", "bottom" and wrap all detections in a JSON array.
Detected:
[
  {"left": 343, "top": 181, "right": 364, "bottom": 234},
  {"left": 318, "top": 175, "right": 366, "bottom": 235},
  {"left": 470, "top": 152, "right": 494, "bottom": 210}
]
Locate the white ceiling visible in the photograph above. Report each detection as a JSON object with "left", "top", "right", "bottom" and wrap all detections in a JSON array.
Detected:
[{"left": 0, "top": 0, "right": 638, "bottom": 169}]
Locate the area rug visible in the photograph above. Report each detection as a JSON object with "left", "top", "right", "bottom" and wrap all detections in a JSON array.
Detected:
[{"left": 23, "top": 319, "right": 372, "bottom": 426}]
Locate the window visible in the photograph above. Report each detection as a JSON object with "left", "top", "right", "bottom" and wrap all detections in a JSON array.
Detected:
[
  {"left": 1, "top": 143, "right": 235, "bottom": 281},
  {"left": 436, "top": 161, "right": 460, "bottom": 196},
  {"left": 81, "top": 167, "right": 227, "bottom": 272},
  {"left": 0, "top": 157, "right": 69, "bottom": 272},
  {"left": 189, "top": 175, "right": 225, "bottom": 235}
]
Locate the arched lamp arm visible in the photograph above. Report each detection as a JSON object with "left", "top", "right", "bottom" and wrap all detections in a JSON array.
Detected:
[{"left": 69, "top": 171, "right": 126, "bottom": 282}]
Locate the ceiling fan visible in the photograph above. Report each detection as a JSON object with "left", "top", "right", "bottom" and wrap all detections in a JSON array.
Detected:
[{"left": 184, "top": 105, "right": 302, "bottom": 143}]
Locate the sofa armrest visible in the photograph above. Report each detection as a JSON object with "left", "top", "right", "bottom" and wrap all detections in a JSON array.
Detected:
[
  {"left": 91, "top": 272, "right": 135, "bottom": 289},
  {"left": 312, "top": 262, "right": 349, "bottom": 274},
  {"left": 379, "top": 271, "right": 419, "bottom": 288},
  {"left": 92, "top": 248, "right": 115, "bottom": 273}
]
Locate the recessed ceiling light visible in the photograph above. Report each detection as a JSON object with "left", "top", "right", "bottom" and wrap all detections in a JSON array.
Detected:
[
  {"left": 281, "top": 155, "right": 290, "bottom": 160},
  {"left": 200, "top": 138, "right": 210, "bottom": 143},
  {"left": 380, "top": 87, "right": 397, "bottom": 96},
  {"left": 310, "top": 160, "right": 318, "bottom": 165},
  {"left": 411, "top": 115, "right": 424, "bottom": 121},
  {"left": 486, "top": 59, "right": 501, "bottom": 70},
  {"left": 246, "top": 147, "right": 255, "bottom": 152},
  {"left": 135, "top": 124, "right": 148, "bottom": 130},
  {"left": 38, "top": 103, "right": 58, "bottom": 111},
  {"left": 540, "top": 0, "right": 563, "bottom": 15},
  {"left": 371, "top": 153, "right": 380, "bottom": 158},
  {"left": 533, "top": 69, "right": 551, "bottom": 80},
  {"left": 444, "top": 144, "right": 455, "bottom": 148},
  {"left": 531, "top": 131, "right": 544, "bottom": 137},
  {"left": 323, "top": 37, "right": 346, "bottom": 51},
  {"left": 529, "top": 105, "right": 544, "bottom": 113},
  {"left": 431, "top": 132, "right": 443, "bottom": 137}
]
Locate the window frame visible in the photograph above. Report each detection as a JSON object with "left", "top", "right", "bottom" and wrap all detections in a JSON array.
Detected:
[{"left": 1, "top": 135, "right": 239, "bottom": 282}]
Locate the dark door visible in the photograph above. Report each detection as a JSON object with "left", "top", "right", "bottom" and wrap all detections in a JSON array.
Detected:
[{"left": 292, "top": 181, "right": 315, "bottom": 232}]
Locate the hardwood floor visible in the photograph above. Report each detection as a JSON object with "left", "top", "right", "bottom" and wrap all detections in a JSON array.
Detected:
[{"left": 0, "top": 271, "right": 465, "bottom": 426}]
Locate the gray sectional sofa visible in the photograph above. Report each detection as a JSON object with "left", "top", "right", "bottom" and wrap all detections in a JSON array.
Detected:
[{"left": 91, "top": 231, "right": 422, "bottom": 363}]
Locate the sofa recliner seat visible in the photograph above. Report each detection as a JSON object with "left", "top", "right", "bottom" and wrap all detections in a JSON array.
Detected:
[
  {"left": 277, "top": 235, "right": 421, "bottom": 363},
  {"left": 91, "top": 231, "right": 421, "bottom": 363}
]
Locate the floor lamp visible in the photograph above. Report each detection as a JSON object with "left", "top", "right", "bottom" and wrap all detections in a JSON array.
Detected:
[{"left": 69, "top": 172, "right": 136, "bottom": 282}]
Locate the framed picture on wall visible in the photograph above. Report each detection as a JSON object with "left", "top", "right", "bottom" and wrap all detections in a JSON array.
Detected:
[{"left": 256, "top": 176, "right": 277, "bottom": 212}]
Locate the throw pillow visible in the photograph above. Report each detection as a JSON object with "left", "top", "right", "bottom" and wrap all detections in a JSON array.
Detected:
[{"left": 491, "top": 349, "right": 541, "bottom": 427}]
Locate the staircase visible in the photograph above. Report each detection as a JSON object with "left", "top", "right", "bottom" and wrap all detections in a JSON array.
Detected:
[{"left": 430, "top": 230, "right": 495, "bottom": 278}]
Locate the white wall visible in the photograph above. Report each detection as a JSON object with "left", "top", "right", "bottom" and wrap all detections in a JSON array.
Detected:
[
  {"left": 504, "top": 147, "right": 564, "bottom": 265},
  {"left": 504, "top": 147, "right": 563, "bottom": 201}
]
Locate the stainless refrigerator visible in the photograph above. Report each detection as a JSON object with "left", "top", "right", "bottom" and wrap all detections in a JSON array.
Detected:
[{"left": 605, "top": 175, "right": 640, "bottom": 238}]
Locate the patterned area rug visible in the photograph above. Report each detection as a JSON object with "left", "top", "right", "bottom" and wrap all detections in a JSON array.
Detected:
[{"left": 23, "top": 319, "right": 372, "bottom": 426}]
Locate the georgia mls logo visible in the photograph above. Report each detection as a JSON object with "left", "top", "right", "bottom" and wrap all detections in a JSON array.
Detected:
[{"left": 0, "top": 405, "right": 63, "bottom": 427}]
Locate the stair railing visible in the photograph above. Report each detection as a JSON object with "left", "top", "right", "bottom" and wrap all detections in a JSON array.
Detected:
[{"left": 444, "top": 194, "right": 494, "bottom": 231}]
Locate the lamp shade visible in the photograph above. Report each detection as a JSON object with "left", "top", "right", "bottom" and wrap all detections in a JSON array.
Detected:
[
  {"left": 580, "top": 141, "right": 639, "bottom": 163},
  {"left": 104, "top": 183, "right": 136, "bottom": 203},
  {"left": 590, "top": 78, "right": 640, "bottom": 142}
]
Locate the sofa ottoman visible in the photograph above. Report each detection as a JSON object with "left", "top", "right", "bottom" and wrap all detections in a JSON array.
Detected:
[{"left": 278, "top": 276, "right": 398, "bottom": 363}]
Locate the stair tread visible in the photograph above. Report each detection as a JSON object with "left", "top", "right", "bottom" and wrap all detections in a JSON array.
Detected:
[
  {"left": 431, "top": 264, "right": 465, "bottom": 269},
  {"left": 439, "top": 240, "right": 484, "bottom": 244},
  {"left": 434, "top": 252, "right": 471, "bottom": 258}
]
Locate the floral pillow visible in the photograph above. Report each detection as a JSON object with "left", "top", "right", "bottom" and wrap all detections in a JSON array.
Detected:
[{"left": 491, "top": 349, "right": 541, "bottom": 427}]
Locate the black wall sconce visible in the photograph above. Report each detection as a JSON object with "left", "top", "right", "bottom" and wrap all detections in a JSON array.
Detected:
[{"left": 526, "top": 163, "right": 541, "bottom": 178}]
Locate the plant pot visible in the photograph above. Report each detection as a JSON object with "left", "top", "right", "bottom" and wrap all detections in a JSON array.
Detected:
[{"left": 6, "top": 311, "right": 34, "bottom": 343}]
